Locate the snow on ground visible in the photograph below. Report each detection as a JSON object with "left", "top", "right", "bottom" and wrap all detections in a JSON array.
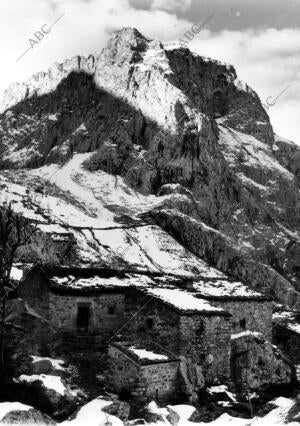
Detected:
[
  {"left": 16, "top": 374, "right": 66, "bottom": 395},
  {"left": 131, "top": 397, "right": 299, "bottom": 426},
  {"left": 48, "top": 113, "right": 58, "bottom": 121},
  {"left": 128, "top": 346, "right": 169, "bottom": 361},
  {"left": 273, "top": 311, "right": 300, "bottom": 335},
  {"left": 61, "top": 397, "right": 123, "bottom": 426},
  {"left": 236, "top": 173, "right": 269, "bottom": 192},
  {"left": 29, "top": 153, "right": 162, "bottom": 228},
  {"left": 250, "top": 397, "right": 298, "bottom": 426},
  {"left": 138, "top": 47, "right": 173, "bottom": 76},
  {"left": 0, "top": 402, "right": 32, "bottom": 420},
  {"left": 30, "top": 356, "right": 65, "bottom": 371},
  {"left": 218, "top": 125, "right": 294, "bottom": 181},
  {"left": 274, "top": 134, "right": 298, "bottom": 147},
  {"left": 10, "top": 266, "right": 24, "bottom": 281},
  {"left": 0, "top": 167, "right": 232, "bottom": 276},
  {"left": 207, "top": 385, "right": 237, "bottom": 402},
  {"left": 0, "top": 397, "right": 297, "bottom": 426}
]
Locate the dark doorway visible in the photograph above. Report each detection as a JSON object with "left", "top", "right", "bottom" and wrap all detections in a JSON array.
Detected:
[
  {"left": 239, "top": 318, "right": 246, "bottom": 330},
  {"left": 76, "top": 305, "right": 90, "bottom": 332}
]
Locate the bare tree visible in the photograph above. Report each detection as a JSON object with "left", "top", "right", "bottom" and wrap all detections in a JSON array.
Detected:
[{"left": 0, "top": 202, "right": 37, "bottom": 380}]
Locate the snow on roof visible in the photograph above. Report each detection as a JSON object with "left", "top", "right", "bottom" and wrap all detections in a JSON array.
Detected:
[
  {"left": 141, "top": 287, "right": 227, "bottom": 315},
  {"left": 192, "top": 278, "right": 266, "bottom": 300},
  {"left": 273, "top": 311, "right": 300, "bottom": 335},
  {"left": 49, "top": 273, "right": 154, "bottom": 292},
  {"left": 111, "top": 341, "right": 178, "bottom": 365},
  {"left": 127, "top": 346, "right": 169, "bottom": 361},
  {"left": 231, "top": 331, "right": 263, "bottom": 340}
]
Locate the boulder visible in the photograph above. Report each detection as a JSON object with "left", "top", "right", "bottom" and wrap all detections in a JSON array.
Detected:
[
  {"left": 29, "top": 356, "right": 65, "bottom": 377},
  {"left": 144, "top": 401, "right": 168, "bottom": 423},
  {"left": 165, "top": 406, "right": 180, "bottom": 426},
  {"left": 0, "top": 402, "right": 55, "bottom": 425},
  {"left": 13, "top": 374, "right": 77, "bottom": 419},
  {"left": 102, "top": 394, "right": 130, "bottom": 423},
  {"left": 230, "top": 331, "right": 294, "bottom": 395}
]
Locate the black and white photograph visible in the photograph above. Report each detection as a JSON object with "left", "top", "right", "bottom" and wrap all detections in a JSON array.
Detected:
[{"left": 0, "top": 0, "right": 299, "bottom": 424}]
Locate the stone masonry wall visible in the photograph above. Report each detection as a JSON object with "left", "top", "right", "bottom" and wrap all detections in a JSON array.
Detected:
[
  {"left": 124, "top": 291, "right": 233, "bottom": 386},
  {"left": 180, "top": 315, "right": 233, "bottom": 385},
  {"left": 273, "top": 325, "right": 300, "bottom": 365},
  {"left": 123, "top": 291, "right": 181, "bottom": 356},
  {"left": 215, "top": 300, "right": 273, "bottom": 341},
  {"left": 18, "top": 269, "right": 50, "bottom": 320},
  {"left": 108, "top": 345, "right": 179, "bottom": 402},
  {"left": 139, "top": 362, "right": 179, "bottom": 402},
  {"left": 108, "top": 345, "right": 140, "bottom": 393},
  {"left": 49, "top": 292, "right": 125, "bottom": 342}
]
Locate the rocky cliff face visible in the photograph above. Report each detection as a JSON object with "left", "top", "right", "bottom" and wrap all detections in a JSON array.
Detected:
[{"left": 0, "top": 27, "right": 299, "bottom": 308}]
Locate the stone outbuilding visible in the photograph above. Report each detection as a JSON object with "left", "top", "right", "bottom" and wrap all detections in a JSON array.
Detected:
[{"left": 109, "top": 341, "right": 180, "bottom": 402}]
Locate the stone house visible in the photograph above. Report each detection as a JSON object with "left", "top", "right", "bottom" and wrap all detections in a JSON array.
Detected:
[
  {"left": 17, "top": 266, "right": 274, "bottom": 397},
  {"left": 189, "top": 278, "right": 273, "bottom": 340},
  {"left": 109, "top": 341, "right": 180, "bottom": 402},
  {"left": 18, "top": 265, "right": 133, "bottom": 348},
  {"left": 122, "top": 286, "right": 234, "bottom": 387}
]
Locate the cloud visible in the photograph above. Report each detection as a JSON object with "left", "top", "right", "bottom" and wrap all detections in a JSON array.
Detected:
[{"left": 128, "top": 0, "right": 192, "bottom": 12}]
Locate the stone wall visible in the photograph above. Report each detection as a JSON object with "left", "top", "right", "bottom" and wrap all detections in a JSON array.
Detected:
[
  {"left": 273, "top": 325, "right": 300, "bottom": 365},
  {"left": 215, "top": 300, "right": 273, "bottom": 341},
  {"left": 49, "top": 292, "right": 125, "bottom": 343},
  {"left": 124, "top": 291, "right": 233, "bottom": 386},
  {"left": 18, "top": 269, "right": 50, "bottom": 320},
  {"left": 179, "top": 314, "right": 233, "bottom": 384},
  {"left": 108, "top": 345, "right": 179, "bottom": 402},
  {"left": 123, "top": 291, "right": 181, "bottom": 356}
]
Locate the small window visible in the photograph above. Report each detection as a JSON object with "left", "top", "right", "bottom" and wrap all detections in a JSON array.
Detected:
[
  {"left": 196, "top": 322, "right": 204, "bottom": 335},
  {"left": 76, "top": 305, "right": 90, "bottom": 333},
  {"left": 239, "top": 318, "right": 246, "bottom": 330},
  {"left": 108, "top": 305, "right": 115, "bottom": 315},
  {"left": 146, "top": 318, "right": 154, "bottom": 329}
]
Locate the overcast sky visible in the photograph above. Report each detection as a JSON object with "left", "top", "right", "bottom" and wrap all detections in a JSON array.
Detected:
[{"left": 0, "top": 0, "right": 299, "bottom": 144}]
